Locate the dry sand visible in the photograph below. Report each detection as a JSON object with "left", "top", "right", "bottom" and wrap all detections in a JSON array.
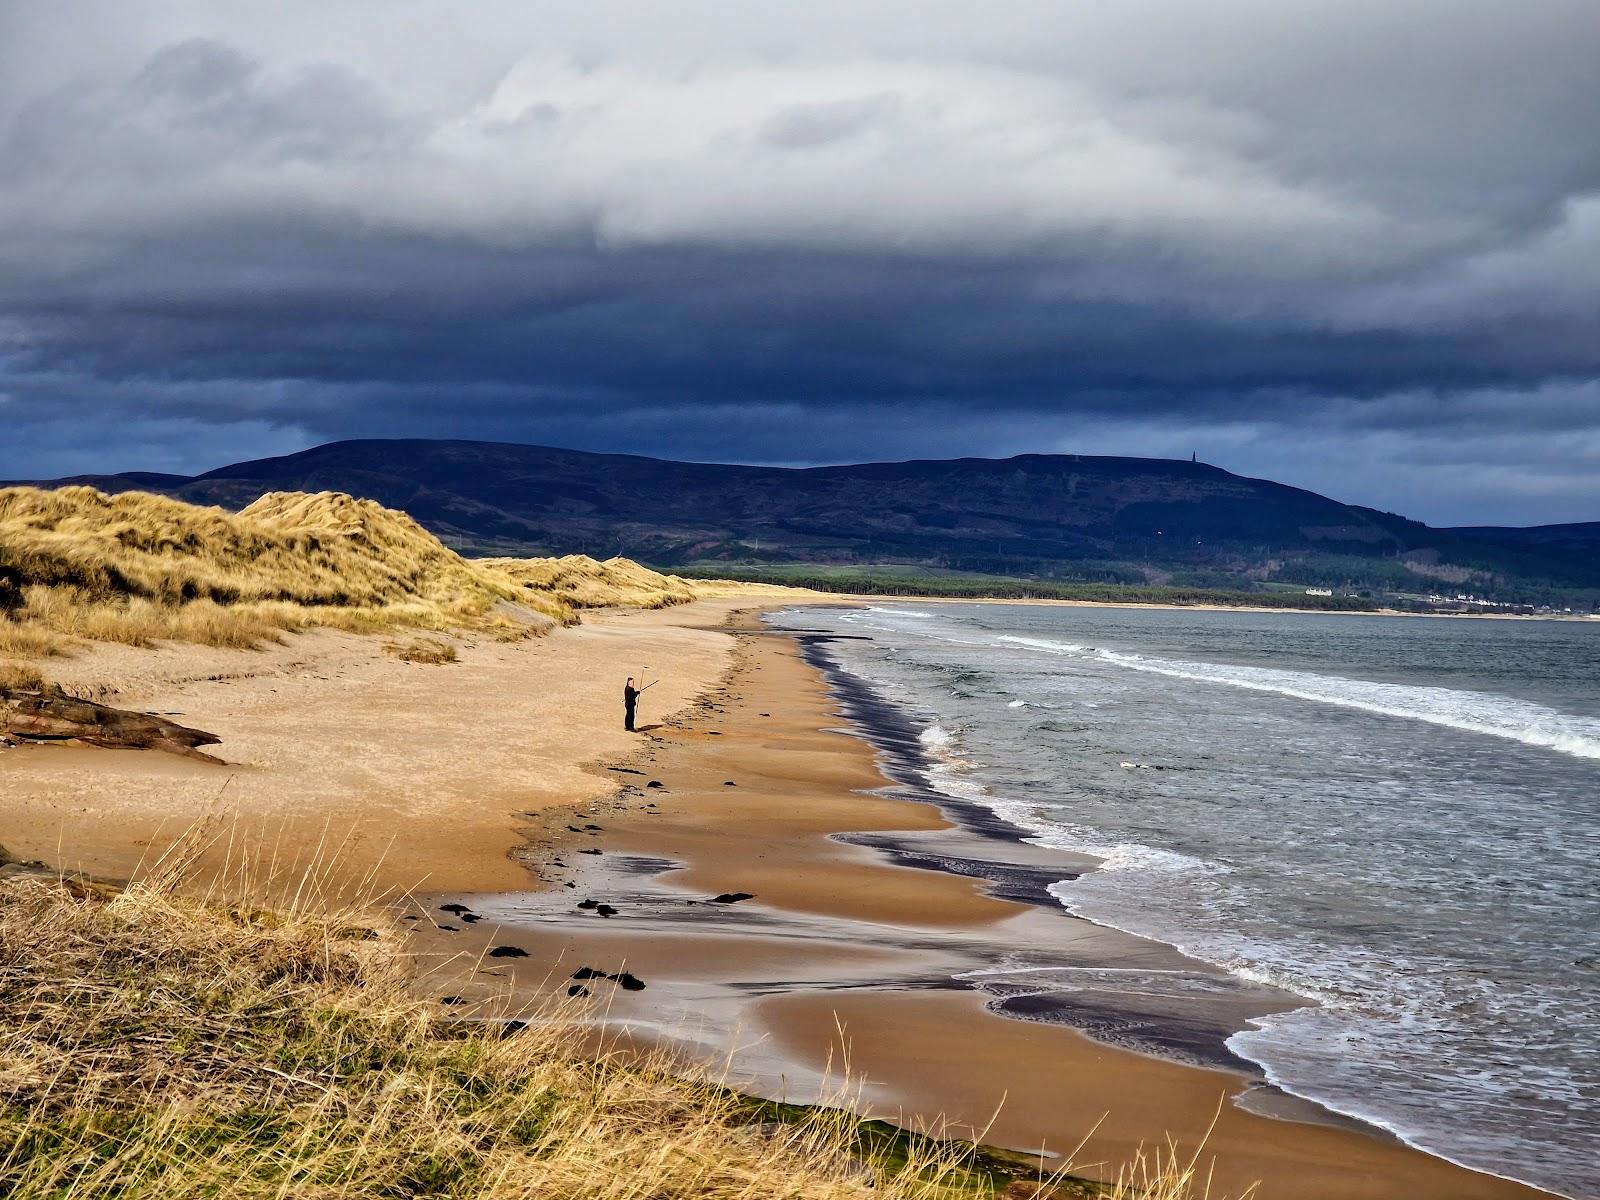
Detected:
[
  {"left": 1, "top": 597, "right": 1557, "bottom": 1198},
  {"left": 0, "top": 600, "right": 753, "bottom": 894}
]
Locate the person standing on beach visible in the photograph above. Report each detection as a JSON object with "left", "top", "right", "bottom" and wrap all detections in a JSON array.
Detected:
[{"left": 624, "top": 677, "right": 641, "bottom": 732}]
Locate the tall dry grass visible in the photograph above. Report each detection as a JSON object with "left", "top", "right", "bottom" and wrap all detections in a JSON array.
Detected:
[
  {"left": 0, "top": 485, "right": 789, "bottom": 664},
  {"left": 0, "top": 487, "right": 512, "bottom": 612},
  {"left": 0, "top": 485, "right": 551, "bottom": 656},
  {"left": 482, "top": 554, "right": 700, "bottom": 611},
  {"left": 0, "top": 844, "right": 1236, "bottom": 1200},
  {"left": 0, "top": 487, "right": 764, "bottom": 665}
]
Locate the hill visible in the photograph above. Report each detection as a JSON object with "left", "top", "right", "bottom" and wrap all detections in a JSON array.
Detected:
[
  {"left": 1447, "top": 521, "right": 1600, "bottom": 561},
  {"left": 14, "top": 439, "right": 1595, "bottom": 604}
]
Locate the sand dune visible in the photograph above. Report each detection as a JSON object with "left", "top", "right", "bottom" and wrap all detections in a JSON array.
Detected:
[
  {"left": 482, "top": 553, "right": 699, "bottom": 611},
  {"left": 0, "top": 486, "right": 772, "bottom": 680}
]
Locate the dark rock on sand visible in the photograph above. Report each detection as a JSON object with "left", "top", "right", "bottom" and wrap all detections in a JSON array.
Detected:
[
  {"left": 580, "top": 848, "right": 602, "bottom": 855},
  {"left": 646, "top": 780, "right": 665, "bottom": 788},
  {"left": 710, "top": 892, "right": 755, "bottom": 904},
  {"left": 461, "top": 913, "right": 482, "bottom": 923},
  {"left": 567, "top": 984, "right": 591, "bottom": 998},
  {"left": 577, "top": 899, "right": 599, "bottom": 909},
  {"left": 487, "top": 946, "right": 528, "bottom": 958},
  {"left": 440, "top": 995, "right": 466, "bottom": 1006},
  {"left": 595, "top": 904, "right": 618, "bottom": 918},
  {"left": 569, "top": 965, "right": 644, "bottom": 990},
  {"left": 438, "top": 924, "right": 459, "bottom": 931},
  {"left": 723, "top": 780, "right": 737, "bottom": 786},
  {"left": 439, "top": 903, "right": 473, "bottom": 915}
]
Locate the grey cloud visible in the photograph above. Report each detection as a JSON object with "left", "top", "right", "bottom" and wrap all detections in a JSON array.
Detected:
[{"left": 0, "top": 2, "right": 1596, "bottom": 525}]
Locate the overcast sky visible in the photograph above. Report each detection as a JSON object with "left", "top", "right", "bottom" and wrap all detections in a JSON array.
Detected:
[{"left": 1, "top": 1, "right": 1595, "bottom": 526}]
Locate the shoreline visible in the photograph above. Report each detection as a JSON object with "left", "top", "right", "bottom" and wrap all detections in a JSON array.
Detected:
[
  {"left": 833, "top": 593, "right": 1595, "bottom": 622},
  {"left": 1, "top": 596, "right": 1569, "bottom": 1196},
  {"left": 779, "top": 617, "right": 1581, "bottom": 1196},
  {"left": 411, "top": 604, "right": 1556, "bottom": 1199}
]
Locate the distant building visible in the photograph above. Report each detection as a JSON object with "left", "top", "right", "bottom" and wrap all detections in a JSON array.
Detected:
[{"left": 1304, "top": 587, "right": 1333, "bottom": 597}]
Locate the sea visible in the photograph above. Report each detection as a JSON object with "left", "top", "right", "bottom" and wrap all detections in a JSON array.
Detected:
[{"left": 766, "top": 602, "right": 1600, "bottom": 1199}]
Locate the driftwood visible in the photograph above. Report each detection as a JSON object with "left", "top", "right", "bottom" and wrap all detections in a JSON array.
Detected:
[{"left": 1, "top": 688, "right": 224, "bottom": 763}]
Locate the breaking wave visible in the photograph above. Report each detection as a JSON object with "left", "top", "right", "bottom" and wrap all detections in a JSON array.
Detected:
[{"left": 996, "top": 635, "right": 1600, "bottom": 760}]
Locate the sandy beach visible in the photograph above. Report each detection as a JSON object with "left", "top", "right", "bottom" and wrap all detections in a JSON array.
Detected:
[
  {"left": 0, "top": 598, "right": 1558, "bottom": 1198},
  {"left": 0, "top": 601, "right": 750, "bottom": 894}
]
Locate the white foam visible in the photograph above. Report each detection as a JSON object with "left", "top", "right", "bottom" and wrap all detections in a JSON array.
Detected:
[
  {"left": 996, "top": 635, "right": 1600, "bottom": 760},
  {"left": 1065, "top": 842, "right": 1219, "bottom": 875}
]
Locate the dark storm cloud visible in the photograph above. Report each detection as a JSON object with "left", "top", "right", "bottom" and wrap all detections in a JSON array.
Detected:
[{"left": 0, "top": 1, "right": 1596, "bottom": 524}]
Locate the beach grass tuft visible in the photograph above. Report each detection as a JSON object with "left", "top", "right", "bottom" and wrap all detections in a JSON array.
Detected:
[
  {"left": 0, "top": 660, "right": 46, "bottom": 693},
  {"left": 385, "top": 637, "right": 461, "bottom": 665}
]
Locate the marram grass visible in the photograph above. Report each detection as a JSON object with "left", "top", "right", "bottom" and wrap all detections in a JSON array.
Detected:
[{"left": 0, "top": 486, "right": 757, "bottom": 674}]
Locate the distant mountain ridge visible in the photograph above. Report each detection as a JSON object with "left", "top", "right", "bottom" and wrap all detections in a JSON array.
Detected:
[
  {"left": 12, "top": 438, "right": 1599, "bottom": 601},
  {"left": 1447, "top": 521, "right": 1600, "bottom": 560}
]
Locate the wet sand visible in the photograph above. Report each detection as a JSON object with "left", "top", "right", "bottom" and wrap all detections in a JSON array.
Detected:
[{"left": 410, "top": 616, "right": 1553, "bottom": 1199}]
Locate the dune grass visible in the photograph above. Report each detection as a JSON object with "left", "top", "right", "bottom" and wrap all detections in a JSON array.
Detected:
[
  {"left": 0, "top": 847, "right": 1232, "bottom": 1200},
  {"left": 0, "top": 487, "right": 774, "bottom": 668},
  {"left": 479, "top": 555, "right": 798, "bottom": 612},
  {"left": 481, "top": 554, "right": 700, "bottom": 611},
  {"left": 0, "top": 486, "right": 547, "bottom": 655}
]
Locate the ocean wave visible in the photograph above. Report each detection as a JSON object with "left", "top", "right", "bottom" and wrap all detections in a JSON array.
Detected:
[
  {"left": 918, "top": 722, "right": 982, "bottom": 773},
  {"left": 996, "top": 635, "right": 1600, "bottom": 760},
  {"left": 783, "top": 604, "right": 1596, "bottom": 1197},
  {"left": 1227, "top": 1007, "right": 1593, "bottom": 1199}
]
